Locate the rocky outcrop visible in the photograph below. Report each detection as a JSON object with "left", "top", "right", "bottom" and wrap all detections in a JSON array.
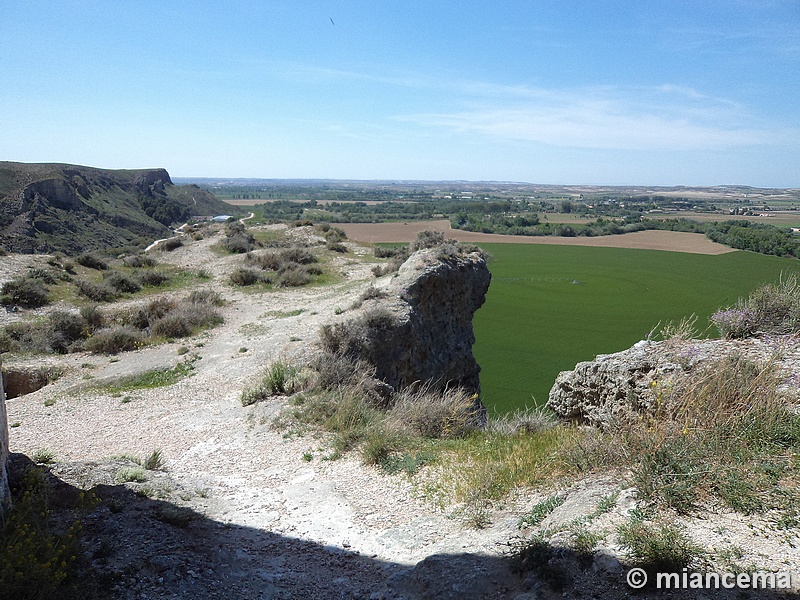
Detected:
[
  {"left": 0, "top": 355, "right": 9, "bottom": 508},
  {"left": 0, "top": 161, "right": 235, "bottom": 254},
  {"left": 547, "top": 335, "right": 800, "bottom": 427},
  {"left": 321, "top": 246, "right": 491, "bottom": 398}
]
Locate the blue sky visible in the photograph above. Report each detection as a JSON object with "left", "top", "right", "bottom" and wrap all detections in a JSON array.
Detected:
[{"left": 1, "top": 1, "right": 798, "bottom": 185}]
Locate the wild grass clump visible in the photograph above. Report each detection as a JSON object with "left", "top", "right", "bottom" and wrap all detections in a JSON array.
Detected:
[
  {"left": 617, "top": 516, "right": 705, "bottom": 573},
  {"left": 0, "top": 277, "right": 50, "bottom": 308},
  {"left": 142, "top": 449, "right": 164, "bottom": 471},
  {"left": 389, "top": 386, "right": 482, "bottom": 439},
  {"left": 115, "top": 466, "right": 147, "bottom": 483},
  {"left": 712, "top": 274, "right": 800, "bottom": 338},
  {"left": 562, "top": 354, "right": 800, "bottom": 515},
  {"left": 241, "top": 361, "right": 307, "bottom": 406},
  {"left": 485, "top": 407, "right": 558, "bottom": 435},
  {"left": 95, "top": 360, "right": 196, "bottom": 393}
]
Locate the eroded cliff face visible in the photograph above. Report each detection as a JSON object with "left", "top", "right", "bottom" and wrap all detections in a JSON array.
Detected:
[
  {"left": 547, "top": 335, "right": 800, "bottom": 427},
  {"left": 322, "top": 246, "right": 491, "bottom": 398},
  {"left": 0, "top": 162, "right": 232, "bottom": 253}
]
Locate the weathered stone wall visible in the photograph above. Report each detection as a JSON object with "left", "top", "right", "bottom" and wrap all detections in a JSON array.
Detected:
[
  {"left": 322, "top": 246, "right": 491, "bottom": 398},
  {"left": 0, "top": 355, "right": 10, "bottom": 507}
]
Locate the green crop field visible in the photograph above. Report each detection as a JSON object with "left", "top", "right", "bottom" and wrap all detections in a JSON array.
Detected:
[{"left": 472, "top": 243, "right": 800, "bottom": 414}]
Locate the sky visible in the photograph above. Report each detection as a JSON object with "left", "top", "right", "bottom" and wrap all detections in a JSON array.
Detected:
[{"left": 1, "top": 1, "right": 799, "bottom": 186}]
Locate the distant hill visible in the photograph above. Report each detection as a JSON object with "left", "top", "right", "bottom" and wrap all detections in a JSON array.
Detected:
[{"left": 0, "top": 162, "right": 237, "bottom": 254}]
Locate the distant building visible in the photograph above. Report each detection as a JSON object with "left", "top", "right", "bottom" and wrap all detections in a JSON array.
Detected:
[{"left": 212, "top": 215, "right": 233, "bottom": 222}]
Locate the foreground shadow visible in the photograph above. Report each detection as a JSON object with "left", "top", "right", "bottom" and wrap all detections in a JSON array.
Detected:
[{"left": 3, "top": 453, "right": 794, "bottom": 600}]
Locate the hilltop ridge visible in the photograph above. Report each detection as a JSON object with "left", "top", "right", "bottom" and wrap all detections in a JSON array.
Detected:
[{"left": 0, "top": 161, "right": 236, "bottom": 254}]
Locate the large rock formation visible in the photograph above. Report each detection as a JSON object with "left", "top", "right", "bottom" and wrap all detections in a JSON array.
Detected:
[
  {"left": 0, "top": 161, "right": 236, "bottom": 254},
  {"left": 0, "top": 355, "right": 9, "bottom": 508},
  {"left": 547, "top": 335, "right": 800, "bottom": 427},
  {"left": 321, "top": 245, "right": 491, "bottom": 398}
]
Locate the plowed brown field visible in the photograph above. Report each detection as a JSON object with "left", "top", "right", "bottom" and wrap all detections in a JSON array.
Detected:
[{"left": 336, "top": 220, "right": 734, "bottom": 255}]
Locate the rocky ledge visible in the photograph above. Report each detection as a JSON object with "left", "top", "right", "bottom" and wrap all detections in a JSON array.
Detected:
[
  {"left": 322, "top": 245, "right": 491, "bottom": 398},
  {"left": 547, "top": 334, "right": 800, "bottom": 427}
]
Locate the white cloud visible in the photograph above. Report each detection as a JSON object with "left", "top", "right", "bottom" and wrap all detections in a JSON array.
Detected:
[{"left": 398, "top": 85, "right": 791, "bottom": 151}]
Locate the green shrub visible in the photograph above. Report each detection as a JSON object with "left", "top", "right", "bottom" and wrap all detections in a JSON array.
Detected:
[
  {"left": 135, "top": 270, "right": 170, "bottom": 287},
  {"left": 277, "top": 266, "right": 312, "bottom": 287},
  {"left": 0, "top": 463, "right": 90, "bottom": 600},
  {"left": 142, "top": 449, "right": 164, "bottom": 471},
  {"left": 47, "top": 310, "right": 87, "bottom": 353},
  {"left": 82, "top": 327, "right": 143, "bottom": 354},
  {"left": 0, "top": 322, "right": 51, "bottom": 353},
  {"left": 1, "top": 277, "right": 49, "bottom": 308},
  {"left": 115, "top": 466, "right": 147, "bottom": 483},
  {"left": 617, "top": 518, "right": 704, "bottom": 573},
  {"left": 79, "top": 304, "right": 104, "bottom": 331},
  {"left": 103, "top": 271, "right": 142, "bottom": 294},
  {"left": 150, "top": 313, "right": 193, "bottom": 338},
  {"left": 75, "top": 253, "right": 108, "bottom": 270},
  {"left": 712, "top": 274, "right": 800, "bottom": 338},
  {"left": 319, "top": 307, "right": 398, "bottom": 357},
  {"left": 124, "top": 254, "right": 158, "bottom": 268},
  {"left": 229, "top": 267, "right": 263, "bottom": 286},
  {"left": 26, "top": 268, "right": 58, "bottom": 285},
  {"left": 222, "top": 233, "right": 255, "bottom": 254},
  {"left": 409, "top": 230, "right": 445, "bottom": 252},
  {"left": 160, "top": 237, "right": 183, "bottom": 251},
  {"left": 389, "top": 386, "right": 482, "bottom": 439},
  {"left": 75, "top": 279, "right": 116, "bottom": 302},
  {"left": 151, "top": 304, "right": 222, "bottom": 338},
  {"left": 241, "top": 361, "right": 305, "bottom": 405},
  {"left": 280, "top": 247, "right": 317, "bottom": 265}
]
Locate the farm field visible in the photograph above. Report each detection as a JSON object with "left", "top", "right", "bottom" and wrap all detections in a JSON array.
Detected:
[
  {"left": 472, "top": 244, "right": 800, "bottom": 414},
  {"left": 337, "top": 220, "right": 732, "bottom": 254}
]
